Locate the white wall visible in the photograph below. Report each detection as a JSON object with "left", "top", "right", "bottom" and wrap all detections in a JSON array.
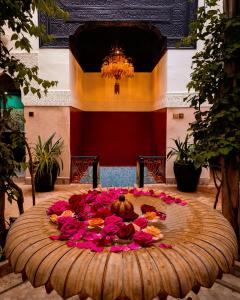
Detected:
[
  {"left": 167, "top": 50, "right": 195, "bottom": 94},
  {"left": 39, "top": 49, "right": 70, "bottom": 91},
  {"left": 166, "top": 108, "right": 210, "bottom": 182}
]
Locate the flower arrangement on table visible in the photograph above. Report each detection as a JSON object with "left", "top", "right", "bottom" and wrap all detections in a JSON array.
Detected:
[{"left": 47, "top": 188, "right": 187, "bottom": 253}]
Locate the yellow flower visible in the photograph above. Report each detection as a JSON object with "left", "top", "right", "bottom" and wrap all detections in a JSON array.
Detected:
[
  {"left": 61, "top": 210, "right": 73, "bottom": 217},
  {"left": 88, "top": 218, "right": 104, "bottom": 227},
  {"left": 144, "top": 226, "right": 161, "bottom": 237},
  {"left": 50, "top": 214, "right": 58, "bottom": 223},
  {"left": 144, "top": 212, "right": 157, "bottom": 220}
]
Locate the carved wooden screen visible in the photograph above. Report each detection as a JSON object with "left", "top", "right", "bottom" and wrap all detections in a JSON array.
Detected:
[{"left": 39, "top": 0, "right": 198, "bottom": 48}]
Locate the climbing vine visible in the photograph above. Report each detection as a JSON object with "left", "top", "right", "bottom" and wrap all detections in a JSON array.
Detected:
[{"left": 182, "top": 0, "right": 240, "bottom": 244}]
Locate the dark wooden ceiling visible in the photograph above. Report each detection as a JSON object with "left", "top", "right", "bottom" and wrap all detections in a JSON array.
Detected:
[{"left": 70, "top": 22, "right": 167, "bottom": 72}]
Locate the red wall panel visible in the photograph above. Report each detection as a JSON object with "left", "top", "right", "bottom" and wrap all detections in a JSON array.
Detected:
[
  {"left": 81, "top": 112, "right": 153, "bottom": 166},
  {"left": 151, "top": 109, "right": 167, "bottom": 156},
  {"left": 70, "top": 108, "right": 84, "bottom": 156},
  {"left": 70, "top": 109, "right": 167, "bottom": 166}
]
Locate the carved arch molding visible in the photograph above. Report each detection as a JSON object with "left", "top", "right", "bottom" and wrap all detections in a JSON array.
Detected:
[{"left": 39, "top": 0, "right": 198, "bottom": 49}]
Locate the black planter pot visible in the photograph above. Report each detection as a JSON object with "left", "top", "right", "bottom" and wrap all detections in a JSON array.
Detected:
[
  {"left": 35, "top": 164, "right": 59, "bottom": 192},
  {"left": 174, "top": 161, "right": 202, "bottom": 192}
]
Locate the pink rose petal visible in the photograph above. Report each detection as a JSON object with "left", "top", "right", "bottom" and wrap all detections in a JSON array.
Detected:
[
  {"left": 48, "top": 189, "right": 171, "bottom": 252},
  {"left": 70, "top": 230, "right": 85, "bottom": 241},
  {"left": 179, "top": 201, "right": 187, "bottom": 206},
  {"left": 49, "top": 235, "right": 60, "bottom": 240},
  {"left": 104, "top": 215, "right": 123, "bottom": 226},
  {"left": 47, "top": 200, "right": 70, "bottom": 215},
  {"left": 128, "top": 242, "right": 142, "bottom": 250},
  {"left": 133, "top": 231, "right": 153, "bottom": 246},
  {"left": 133, "top": 217, "right": 148, "bottom": 229},
  {"left": 156, "top": 211, "right": 167, "bottom": 221},
  {"left": 174, "top": 198, "right": 182, "bottom": 204},
  {"left": 159, "top": 243, "right": 173, "bottom": 249},
  {"left": 76, "top": 241, "right": 103, "bottom": 252},
  {"left": 101, "top": 224, "right": 120, "bottom": 236},
  {"left": 89, "top": 244, "right": 104, "bottom": 253},
  {"left": 84, "top": 232, "right": 102, "bottom": 242},
  {"left": 66, "top": 240, "right": 76, "bottom": 247},
  {"left": 110, "top": 245, "right": 129, "bottom": 253}
]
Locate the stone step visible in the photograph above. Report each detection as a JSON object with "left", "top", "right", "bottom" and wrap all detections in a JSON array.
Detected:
[
  {"left": 0, "top": 273, "right": 79, "bottom": 299},
  {"left": 0, "top": 272, "right": 23, "bottom": 295},
  {"left": 1, "top": 259, "right": 240, "bottom": 299},
  {"left": 216, "top": 273, "right": 240, "bottom": 294},
  {"left": 0, "top": 273, "right": 240, "bottom": 300},
  {"left": 0, "top": 260, "right": 12, "bottom": 277}
]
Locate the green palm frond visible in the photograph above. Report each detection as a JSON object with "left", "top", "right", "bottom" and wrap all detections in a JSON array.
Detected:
[
  {"left": 167, "top": 135, "right": 194, "bottom": 164},
  {"left": 33, "top": 133, "right": 63, "bottom": 184}
]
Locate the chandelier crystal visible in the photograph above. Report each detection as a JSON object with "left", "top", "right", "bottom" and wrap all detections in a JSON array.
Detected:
[{"left": 101, "top": 46, "right": 134, "bottom": 94}]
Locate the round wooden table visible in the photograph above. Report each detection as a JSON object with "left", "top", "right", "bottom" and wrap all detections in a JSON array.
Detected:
[{"left": 5, "top": 193, "right": 238, "bottom": 300}]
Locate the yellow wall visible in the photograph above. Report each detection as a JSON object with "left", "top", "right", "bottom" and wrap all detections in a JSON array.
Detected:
[{"left": 70, "top": 51, "right": 167, "bottom": 111}]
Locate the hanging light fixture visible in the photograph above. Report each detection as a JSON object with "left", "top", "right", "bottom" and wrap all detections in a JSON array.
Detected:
[{"left": 101, "top": 46, "right": 134, "bottom": 94}]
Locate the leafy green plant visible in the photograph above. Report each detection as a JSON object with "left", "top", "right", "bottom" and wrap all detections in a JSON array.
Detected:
[
  {"left": 167, "top": 135, "right": 195, "bottom": 165},
  {"left": 180, "top": 0, "right": 240, "bottom": 243},
  {"left": 167, "top": 135, "right": 202, "bottom": 192},
  {"left": 33, "top": 133, "right": 64, "bottom": 187},
  {"left": 0, "top": 0, "right": 67, "bottom": 249},
  {"left": 0, "top": 1, "right": 68, "bottom": 98},
  {"left": 0, "top": 108, "right": 26, "bottom": 247}
]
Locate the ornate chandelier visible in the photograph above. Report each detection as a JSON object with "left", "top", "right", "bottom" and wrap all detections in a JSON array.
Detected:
[{"left": 101, "top": 46, "right": 134, "bottom": 94}]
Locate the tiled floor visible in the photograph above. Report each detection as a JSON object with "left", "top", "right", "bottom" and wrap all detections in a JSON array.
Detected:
[
  {"left": 2, "top": 182, "right": 239, "bottom": 300},
  {"left": 100, "top": 167, "right": 136, "bottom": 187}
]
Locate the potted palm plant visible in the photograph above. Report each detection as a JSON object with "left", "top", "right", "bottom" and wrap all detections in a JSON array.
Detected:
[
  {"left": 33, "top": 133, "right": 63, "bottom": 192},
  {"left": 167, "top": 135, "right": 202, "bottom": 192}
]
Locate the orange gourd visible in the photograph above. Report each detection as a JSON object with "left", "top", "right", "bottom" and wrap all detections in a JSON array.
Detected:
[{"left": 111, "top": 195, "right": 134, "bottom": 217}]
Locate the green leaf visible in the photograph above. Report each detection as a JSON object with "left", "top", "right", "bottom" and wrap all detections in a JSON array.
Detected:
[
  {"left": 23, "top": 86, "right": 29, "bottom": 95},
  {"left": 11, "top": 33, "right": 18, "bottom": 40}
]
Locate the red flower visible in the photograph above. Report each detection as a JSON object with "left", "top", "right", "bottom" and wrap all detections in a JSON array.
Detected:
[
  {"left": 104, "top": 215, "right": 123, "bottom": 226},
  {"left": 117, "top": 224, "right": 135, "bottom": 239},
  {"left": 101, "top": 224, "right": 120, "bottom": 236},
  {"left": 95, "top": 207, "right": 112, "bottom": 219},
  {"left": 97, "top": 235, "right": 114, "bottom": 247},
  {"left": 156, "top": 211, "right": 167, "bottom": 220},
  {"left": 68, "top": 194, "right": 87, "bottom": 213},
  {"left": 133, "top": 217, "right": 148, "bottom": 229},
  {"left": 85, "top": 190, "right": 99, "bottom": 203},
  {"left": 121, "top": 211, "right": 139, "bottom": 222},
  {"left": 59, "top": 218, "right": 85, "bottom": 240},
  {"left": 47, "top": 200, "right": 70, "bottom": 216},
  {"left": 57, "top": 216, "right": 76, "bottom": 228},
  {"left": 133, "top": 231, "right": 153, "bottom": 246},
  {"left": 141, "top": 204, "right": 156, "bottom": 213}
]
